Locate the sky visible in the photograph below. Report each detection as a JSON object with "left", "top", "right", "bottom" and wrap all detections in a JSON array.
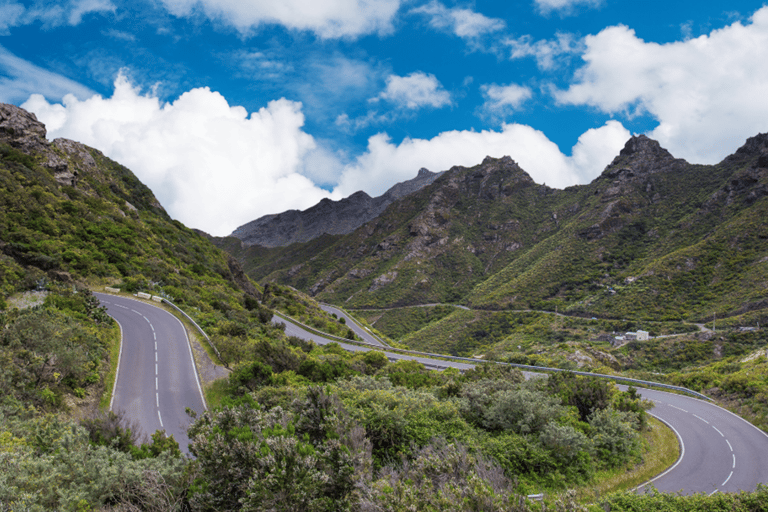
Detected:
[{"left": 2, "top": 1, "right": 768, "bottom": 236}]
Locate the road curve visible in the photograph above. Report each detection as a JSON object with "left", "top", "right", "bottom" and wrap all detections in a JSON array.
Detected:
[
  {"left": 277, "top": 314, "right": 768, "bottom": 494},
  {"left": 634, "top": 387, "right": 768, "bottom": 494},
  {"left": 319, "top": 304, "right": 388, "bottom": 347},
  {"left": 96, "top": 292, "right": 206, "bottom": 453}
]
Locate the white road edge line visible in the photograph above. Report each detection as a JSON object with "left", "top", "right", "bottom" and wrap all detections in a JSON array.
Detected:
[
  {"left": 109, "top": 314, "right": 125, "bottom": 411},
  {"left": 169, "top": 311, "right": 208, "bottom": 411},
  {"left": 633, "top": 412, "right": 685, "bottom": 491}
]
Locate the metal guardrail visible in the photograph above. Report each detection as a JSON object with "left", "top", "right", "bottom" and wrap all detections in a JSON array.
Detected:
[
  {"left": 275, "top": 309, "right": 713, "bottom": 401},
  {"left": 319, "top": 302, "right": 390, "bottom": 347},
  {"left": 273, "top": 310, "right": 362, "bottom": 345},
  {"left": 162, "top": 298, "right": 224, "bottom": 365}
]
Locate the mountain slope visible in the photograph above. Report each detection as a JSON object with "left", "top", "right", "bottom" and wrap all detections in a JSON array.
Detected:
[
  {"left": 227, "top": 135, "right": 768, "bottom": 328},
  {"left": 230, "top": 167, "right": 444, "bottom": 247}
]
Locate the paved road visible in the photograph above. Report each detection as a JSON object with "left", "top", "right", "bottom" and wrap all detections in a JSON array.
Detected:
[
  {"left": 276, "top": 313, "right": 768, "bottom": 494},
  {"left": 634, "top": 387, "right": 768, "bottom": 495},
  {"left": 96, "top": 293, "right": 206, "bottom": 453},
  {"left": 319, "top": 304, "right": 388, "bottom": 347},
  {"left": 101, "top": 293, "right": 768, "bottom": 490}
]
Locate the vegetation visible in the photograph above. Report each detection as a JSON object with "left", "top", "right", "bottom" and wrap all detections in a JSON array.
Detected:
[
  {"left": 224, "top": 138, "right": 768, "bottom": 361},
  {"left": 3, "top": 107, "right": 768, "bottom": 510}
]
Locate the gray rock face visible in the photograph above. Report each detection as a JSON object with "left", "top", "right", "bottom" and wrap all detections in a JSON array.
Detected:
[
  {"left": 0, "top": 103, "right": 97, "bottom": 187},
  {"left": 231, "top": 167, "right": 445, "bottom": 247}
]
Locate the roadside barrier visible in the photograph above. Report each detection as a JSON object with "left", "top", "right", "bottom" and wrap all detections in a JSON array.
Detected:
[
  {"left": 162, "top": 298, "right": 224, "bottom": 366},
  {"left": 274, "top": 309, "right": 712, "bottom": 401}
]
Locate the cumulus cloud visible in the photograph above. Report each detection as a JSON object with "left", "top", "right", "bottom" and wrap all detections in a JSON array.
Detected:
[
  {"left": 506, "top": 32, "right": 583, "bottom": 70},
  {"left": 479, "top": 83, "right": 533, "bottom": 119},
  {"left": 555, "top": 6, "right": 768, "bottom": 163},
  {"left": 157, "top": 0, "right": 402, "bottom": 39},
  {"left": 0, "top": 45, "right": 95, "bottom": 104},
  {"left": 411, "top": 0, "right": 505, "bottom": 39},
  {"left": 22, "top": 73, "right": 336, "bottom": 236},
  {"left": 534, "top": 0, "right": 603, "bottom": 16},
  {"left": 333, "top": 120, "right": 630, "bottom": 197},
  {"left": 374, "top": 71, "right": 451, "bottom": 109}
]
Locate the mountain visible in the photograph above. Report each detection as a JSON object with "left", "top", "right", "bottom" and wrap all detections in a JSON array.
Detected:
[
  {"left": 224, "top": 134, "right": 768, "bottom": 331},
  {"left": 230, "top": 167, "right": 444, "bottom": 247}
]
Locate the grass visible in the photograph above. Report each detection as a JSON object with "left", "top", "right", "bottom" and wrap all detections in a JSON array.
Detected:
[
  {"left": 574, "top": 415, "right": 680, "bottom": 503},
  {"left": 203, "top": 378, "right": 230, "bottom": 410},
  {"left": 99, "top": 320, "right": 122, "bottom": 410}
]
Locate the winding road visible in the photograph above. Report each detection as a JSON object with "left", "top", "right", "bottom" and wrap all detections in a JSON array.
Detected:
[
  {"left": 99, "top": 292, "right": 768, "bottom": 492},
  {"left": 96, "top": 292, "right": 206, "bottom": 453},
  {"left": 276, "top": 312, "right": 768, "bottom": 494}
]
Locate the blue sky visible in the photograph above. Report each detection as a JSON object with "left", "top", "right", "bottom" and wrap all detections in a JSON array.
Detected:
[{"left": 2, "top": 0, "right": 768, "bottom": 235}]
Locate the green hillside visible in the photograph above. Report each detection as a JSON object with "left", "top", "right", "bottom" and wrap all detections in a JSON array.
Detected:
[
  {"left": 223, "top": 135, "right": 768, "bottom": 357},
  {"left": 3, "top": 103, "right": 767, "bottom": 511}
]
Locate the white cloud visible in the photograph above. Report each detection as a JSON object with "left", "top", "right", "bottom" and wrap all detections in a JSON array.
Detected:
[
  {"left": 534, "top": 0, "right": 603, "bottom": 16},
  {"left": 334, "top": 120, "right": 630, "bottom": 197},
  {"left": 374, "top": 71, "right": 451, "bottom": 109},
  {"left": 556, "top": 6, "right": 768, "bottom": 163},
  {"left": 0, "top": 2, "right": 25, "bottom": 35},
  {"left": 411, "top": 0, "right": 505, "bottom": 39},
  {"left": 22, "top": 73, "right": 337, "bottom": 236},
  {"left": 157, "top": 0, "right": 402, "bottom": 39},
  {"left": 2, "top": 0, "right": 115, "bottom": 30},
  {"left": 505, "top": 32, "right": 582, "bottom": 70},
  {"left": 0, "top": 45, "right": 95, "bottom": 104},
  {"left": 479, "top": 83, "right": 533, "bottom": 119}
]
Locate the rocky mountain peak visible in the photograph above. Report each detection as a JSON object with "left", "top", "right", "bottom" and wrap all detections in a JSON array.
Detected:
[
  {"left": 600, "top": 135, "right": 682, "bottom": 180},
  {"left": 733, "top": 133, "right": 768, "bottom": 161},
  {"left": 231, "top": 166, "right": 445, "bottom": 247}
]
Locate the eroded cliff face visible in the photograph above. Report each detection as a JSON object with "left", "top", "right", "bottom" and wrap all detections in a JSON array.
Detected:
[{"left": 230, "top": 167, "right": 445, "bottom": 248}]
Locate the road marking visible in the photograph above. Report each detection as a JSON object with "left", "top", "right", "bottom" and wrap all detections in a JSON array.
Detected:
[
  {"left": 727, "top": 439, "right": 733, "bottom": 451},
  {"left": 158, "top": 411, "right": 164, "bottom": 428},
  {"left": 733, "top": 454, "right": 736, "bottom": 468},
  {"left": 155, "top": 352, "right": 158, "bottom": 362},
  {"left": 153, "top": 332, "right": 156, "bottom": 340},
  {"left": 155, "top": 377, "right": 158, "bottom": 390},
  {"left": 669, "top": 404, "right": 688, "bottom": 413},
  {"left": 155, "top": 342, "right": 157, "bottom": 351},
  {"left": 634, "top": 413, "right": 685, "bottom": 491},
  {"left": 713, "top": 426, "right": 724, "bottom": 437},
  {"left": 723, "top": 471, "right": 733, "bottom": 486},
  {"left": 150, "top": 324, "right": 155, "bottom": 332},
  {"left": 156, "top": 393, "right": 159, "bottom": 407},
  {"left": 693, "top": 414, "right": 709, "bottom": 424},
  {"left": 155, "top": 363, "right": 158, "bottom": 375},
  {"left": 115, "top": 304, "right": 129, "bottom": 309}
]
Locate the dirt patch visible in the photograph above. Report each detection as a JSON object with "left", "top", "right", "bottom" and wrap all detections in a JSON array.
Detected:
[
  {"left": 6, "top": 290, "right": 48, "bottom": 310},
  {"left": 187, "top": 330, "right": 230, "bottom": 386}
]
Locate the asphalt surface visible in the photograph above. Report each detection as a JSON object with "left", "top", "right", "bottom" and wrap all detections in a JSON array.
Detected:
[
  {"left": 319, "top": 303, "right": 388, "bottom": 347},
  {"left": 96, "top": 292, "right": 206, "bottom": 453},
  {"left": 276, "top": 313, "right": 768, "bottom": 493},
  {"left": 101, "top": 292, "right": 768, "bottom": 491},
  {"left": 633, "top": 387, "right": 768, "bottom": 495}
]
